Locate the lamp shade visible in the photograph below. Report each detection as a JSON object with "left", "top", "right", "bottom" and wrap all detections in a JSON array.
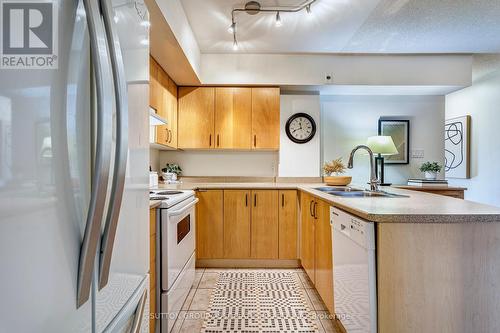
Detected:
[{"left": 367, "top": 136, "right": 398, "bottom": 155}]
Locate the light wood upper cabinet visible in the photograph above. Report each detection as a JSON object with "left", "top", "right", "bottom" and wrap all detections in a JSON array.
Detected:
[
  {"left": 196, "top": 190, "right": 224, "bottom": 259},
  {"left": 150, "top": 56, "right": 177, "bottom": 149},
  {"left": 300, "top": 191, "right": 316, "bottom": 284},
  {"left": 251, "top": 190, "right": 279, "bottom": 259},
  {"left": 215, "top": 87, "right": 252, "bottom": 149},
  {"left": 314, "top": 199, "right": 334, "bottom": 314},
  {"left": 251, "top": 87, "right": 280, "bottom": 150},
  {"left": 279, "top": 190, "right": 298, "bottom": 259},
  {"left": 178, "top": 87, "right": 215, "bottom": 149},
  {"left": 223, "top": 190, "right": 251, "bottom": 258},
  {"left": 167, "top": 78, "right": 178, "bottom": 148}
]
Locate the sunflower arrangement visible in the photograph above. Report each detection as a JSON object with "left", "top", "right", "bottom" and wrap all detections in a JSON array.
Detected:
[{"left": 323, "top": 158, "right": 346, "bottom": 176}]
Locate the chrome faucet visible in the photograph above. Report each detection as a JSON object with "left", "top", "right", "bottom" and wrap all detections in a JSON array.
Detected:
[{"left": 348, "top": 145, "right": 380, "bottom": 192}]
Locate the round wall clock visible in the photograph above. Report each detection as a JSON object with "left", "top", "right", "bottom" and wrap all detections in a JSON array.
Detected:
[{"left": 285, "top": 113, "right": 316, "bottom": 144}]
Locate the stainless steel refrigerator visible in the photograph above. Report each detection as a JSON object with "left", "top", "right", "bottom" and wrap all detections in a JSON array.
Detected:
[{"left": 0, "top": 0, "right": 150, "bottom": 332}]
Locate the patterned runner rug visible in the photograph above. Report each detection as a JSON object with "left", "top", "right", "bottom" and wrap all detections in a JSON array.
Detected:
[{"left": 201, "top": 271, "right": 318, "bottom": 332}]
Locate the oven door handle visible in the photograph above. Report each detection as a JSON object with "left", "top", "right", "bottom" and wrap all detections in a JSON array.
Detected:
[{"left": 167, "top": 198, "right": 199, "bottom": 218}]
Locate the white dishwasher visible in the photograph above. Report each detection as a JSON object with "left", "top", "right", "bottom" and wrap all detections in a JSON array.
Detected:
[{"left": 331, "top": 207, "right": 377, "bottom": 333}]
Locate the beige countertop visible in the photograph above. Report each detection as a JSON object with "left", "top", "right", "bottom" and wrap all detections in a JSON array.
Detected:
[
  {"left": 149, "top": 200, "right": 162, "bottom": 209},
  {"left": 153, "top": 182, "right": 500, "bottom": 223}
]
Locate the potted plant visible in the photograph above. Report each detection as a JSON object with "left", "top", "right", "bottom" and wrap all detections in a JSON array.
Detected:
[
  {"left": 162, "top": 163, "right": 182, "bottom": 181},
  {"left": 419, "top": 161, "right": 442, "bottom": 180},
  {"left": 323, "top": 158, "right": 352, "bottom": 186}
]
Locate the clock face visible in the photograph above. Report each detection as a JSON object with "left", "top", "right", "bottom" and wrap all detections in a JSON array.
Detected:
[{"left": 285, "top": 113, "right": 316, "bottom": 144}]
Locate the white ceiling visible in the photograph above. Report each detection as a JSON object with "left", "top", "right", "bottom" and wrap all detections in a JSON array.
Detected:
[{"left": 180, "top": 0, "right": 500, "bottom": 54}]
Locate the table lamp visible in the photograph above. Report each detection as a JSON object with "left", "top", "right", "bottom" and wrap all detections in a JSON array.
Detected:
[{"left": 367, "top": 136, "right": 398, "bottom": 186}]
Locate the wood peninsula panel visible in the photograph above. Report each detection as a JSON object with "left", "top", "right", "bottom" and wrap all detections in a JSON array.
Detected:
[
  {"left": 278, "top": 190, "right": 298, "bottom": 259},
  {"left": 178, "top": 87, "right": 215, "bottom": 149},
  {"left": 251, "top": 87, "right": 280, "bottom": 150},
  {"left": 251, "top": 190, "right": 279, "bottom": 259},
  {"left": 300, "top": 191, "right": 316, "bottom": 283},
  {"left": 196, "top": 190, "right": 224, "bottom": 258},
  {"left": 377, "top": 222, "right": 500, "bottom": 333},
  {"left": 224, "top": 190, "right": 251, "bottom": 258},
  {"left": 215, "top": 87, "right": 252, "bottom": 149},
  {"left": 314, "top": 199, "right": 334, "bottom": 314}
]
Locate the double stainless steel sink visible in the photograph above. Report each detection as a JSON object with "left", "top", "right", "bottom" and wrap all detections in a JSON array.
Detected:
[{"left": 314, "top": 186, "right": 408, "bottom": 198}]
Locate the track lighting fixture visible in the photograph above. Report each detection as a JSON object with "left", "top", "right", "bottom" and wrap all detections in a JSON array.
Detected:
[{"left": 228, "top": 0, "right": 317, "bottom": 50}]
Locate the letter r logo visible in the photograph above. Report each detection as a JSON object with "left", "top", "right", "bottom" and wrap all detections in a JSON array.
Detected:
[{"left": 2, "top": 1, "right": 53, "bottom": 54}]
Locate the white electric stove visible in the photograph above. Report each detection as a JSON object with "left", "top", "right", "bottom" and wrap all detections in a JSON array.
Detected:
[{"left": 149, "top": 189, "right": 198, "bottom": 333}]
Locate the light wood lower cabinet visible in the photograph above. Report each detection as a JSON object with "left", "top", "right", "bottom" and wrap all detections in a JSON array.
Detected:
[
  {"left": 196, "top": 189, "right": 297, "bottom": 261},
  {"left": 196, "top": 190, "right": 224, "bottom": 259},
  {"left": 223, "top": 190, "right": 251, "bottom": 258},
  {"left": 300, "top": 194, "right": 334, "bottom": 314},
  {"left": 314, "top": 200, "right": 334, "bottom": 314},
  {"left": 279, "top": 190, "right": 298, "bottom": 259},
  {"left": 251, "top": 190, "right": 279, "bottom": 259}
]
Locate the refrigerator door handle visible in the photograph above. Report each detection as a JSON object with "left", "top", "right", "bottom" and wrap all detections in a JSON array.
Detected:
[
  {"left": 98, "top": 0, "right": 130, "bottom": 290},
  {"left": 130, "top": 288, "right": 148, "bottom": 333},
  {"left": 78, "top": 0, "right": 114, "bottom": 308}
]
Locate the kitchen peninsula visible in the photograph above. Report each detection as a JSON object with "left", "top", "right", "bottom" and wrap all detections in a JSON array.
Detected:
[{"left": 153, "top": 180, "right": 500, "bottom": 333}]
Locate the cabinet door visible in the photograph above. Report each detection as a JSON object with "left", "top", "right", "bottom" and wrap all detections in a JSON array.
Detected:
[
  {"left": 251, "top": 87, "right": 280, "bottom": 150},
  {"left": 149, "top": 209, "right": 157, "bottom": 333},
  {"left": 300, "top": 192, "right": 315, "bottom": 283},
  {"left": 314, "top": 200, "right": 334, "bottom": 314},
  {"left": 279, "top": 190, "right": 298, "bottom": 259},
  {"left": 178, "top": 87, "right": 215, "bottom": 149},
  {"left": 224, "top": 190, "right": 251, "bottom": 258},
  {"left": 196, "top": 190, "right": 224, "bottom": 259},
  {"left": 251, "top": 190, "right": 279, "bottom": 259},
  {"left": 156, "top": 68, "right": 170, "bottom": 146},
  {"left": 167, "top": 78, "right": 178, "bottom": 148},
  {"left": 215, "top": 87, "right": 252, "bottom": 149},
  {"left": 149, "top": 57, "right": 161, "bottom": 113}
]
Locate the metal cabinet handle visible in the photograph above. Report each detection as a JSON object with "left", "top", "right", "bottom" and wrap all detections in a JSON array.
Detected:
[
  {"left": 99, "top": 0, "right": 130, "bottom": 291},
  {"left": 169, "top": 129, "right": 172, "bottom": 143},
  {"left": 254, "top": 193, "right": 257, "bottom": 207},
  {"left": 78, "top": 0, "right": 113, "bottom": 307},
  {"left": 165, "top": 128, "right": 169, "bottom": 143},
  {"left": 130, "top": 288, "right": 148, "bottom": 333},
  {"left": 254, "top": 135, "right": 257, "bottom": 147},
  {"left": 245, "top": 193, "right": 248, "bottom": 207},
  {"left": 209, "top": 134, "right": 212, "bottom": 147},
  {"left": 309, "top": 200, "right": 314, "bottom": 217},
  {"left": 313, "top": 202, "right": 318, "bottom": 220},
  {"left": 281, "top": 193, "right": 284, "bottom": 207},
  {"left": 217, "top": 134, "right": 220, "bottom": 147}
]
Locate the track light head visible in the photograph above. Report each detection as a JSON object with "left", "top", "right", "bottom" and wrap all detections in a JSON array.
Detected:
[
  {"left": 275, "top": 11, "right": 282, "bottom": 27},
  {"left": 228, "top": 22, "right": 236, "bottom": 34},
  {"left": 306, "top": 4, "right": 312, "bottom": 14}
]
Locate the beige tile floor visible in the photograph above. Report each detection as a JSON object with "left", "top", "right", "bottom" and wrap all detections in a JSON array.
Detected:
[{"left": 171, "top": 268, "right": 340, "bottom": 333}]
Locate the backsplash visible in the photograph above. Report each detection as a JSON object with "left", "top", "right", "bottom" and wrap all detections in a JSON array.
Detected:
[{"left": 158, "top": 150, "right": 279, "bottom": 177}]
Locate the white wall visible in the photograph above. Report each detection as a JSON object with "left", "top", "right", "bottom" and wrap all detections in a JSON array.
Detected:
[
  {"left": 159, "top": 151, "right": 278, "bottom": 177},
  {"left": 279, "top": 94, "right": 321, "bottom": 177},
  {"left": 445, "top": 55, "right": 500, "bottom": 207},
  {"left": 321, "top": 95, "right": 445, "bottom": 186}
]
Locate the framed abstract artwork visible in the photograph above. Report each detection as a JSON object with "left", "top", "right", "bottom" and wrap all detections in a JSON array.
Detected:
[
  {"left": 445, "top": 115, "right": 471, "bottom": 179},
  {"left": 378, "top": 119, "right": 410, "bottom": 164}
]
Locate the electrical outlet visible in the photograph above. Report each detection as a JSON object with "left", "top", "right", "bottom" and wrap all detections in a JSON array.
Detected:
[
  {"left": 411, "top": 149, "right": 425, "bottom": 159},
  {"left": 325, "top": 73, "right": 333, "bottom": 84}
]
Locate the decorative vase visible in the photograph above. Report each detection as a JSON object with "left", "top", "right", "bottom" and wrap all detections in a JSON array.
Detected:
[
  {"left": 323, "top": 175, "right": 352, "bottom": 186},
  {"left": 424, "top": 171, "right": 438, "bottom": 180},
  {"left": 172, "top": 173, "right": 177, "bottom": 181}
]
